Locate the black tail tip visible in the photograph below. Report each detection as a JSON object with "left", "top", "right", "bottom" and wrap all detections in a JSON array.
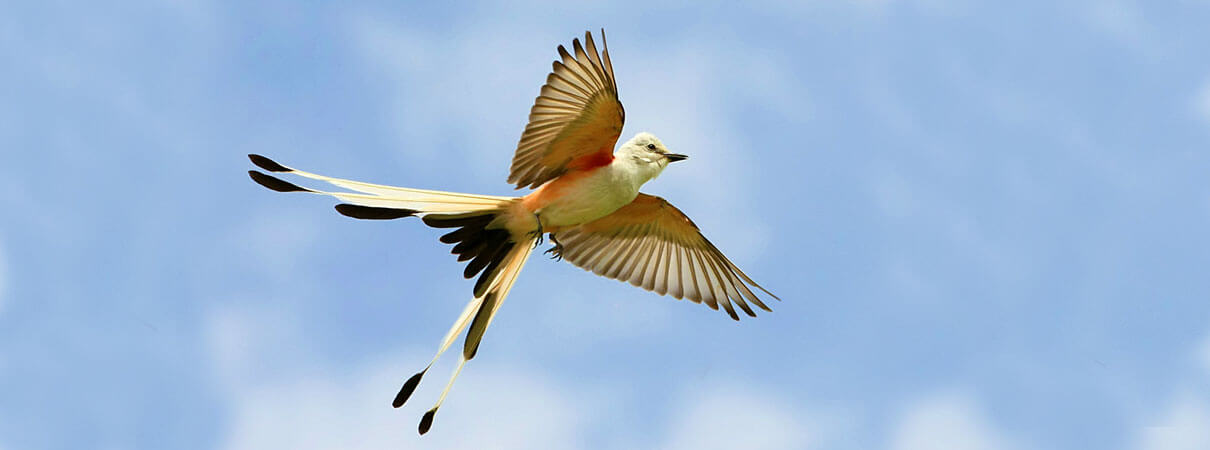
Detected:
[
  {"left": 248, "top": 170, "right": 310, "bottom": 193},
  {"left": 392, "top": 370, "right": 426, "bottom": 408},
  {"left": 464, "top": 339, "right": 481, "bottom": 361},
  {"left": 336, "top": 204, "right": 418, "bottom": 220},
  {"left": 418, "top": 409, "right": 436, "bottom": 435},
  {"left": 248, "top": 154, "right": 290, "bottom": 172}
]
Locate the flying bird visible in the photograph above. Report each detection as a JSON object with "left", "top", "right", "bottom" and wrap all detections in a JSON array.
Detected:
[{"left": 247, "top": 29, "right": 778, "bottom": 435}]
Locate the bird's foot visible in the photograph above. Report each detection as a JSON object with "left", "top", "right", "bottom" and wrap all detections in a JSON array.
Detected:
[
  {"left": 544, "top": 235, "right": 564, "bottom": 261},
  {"left": 526, "top": 213, "right": 545, "bottom": 247}
]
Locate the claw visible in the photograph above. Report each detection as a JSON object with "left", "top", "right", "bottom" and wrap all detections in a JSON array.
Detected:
[
  {"left": 544, "top": 235, "right": 564, "bottom": 261},
  {"left": 543, "top": 245, "right": 563, "bottom": 261},
  {"left": 527, "top": 213, "right": 545, "bottom": 247}
]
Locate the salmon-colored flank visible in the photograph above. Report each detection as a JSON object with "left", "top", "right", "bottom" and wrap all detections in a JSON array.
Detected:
[
  {"left": 520, "top": 165, "right": 605, "bottom": 213},
  {"left": 520, "top": 141, "right": 617, "bottom": 213}
]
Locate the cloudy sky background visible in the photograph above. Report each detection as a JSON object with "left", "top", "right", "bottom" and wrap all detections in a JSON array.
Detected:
[{"left": 3, "top": 1, "right": 1210, "bottom": 449}]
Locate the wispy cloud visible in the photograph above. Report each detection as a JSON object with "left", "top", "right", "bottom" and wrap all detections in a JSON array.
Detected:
[
  {"left": 1086, "top": 1, "right": 1148, "bottom": 44},
  {"left": 1199, "top": 330, "right": 1210, "bottom": 375},
  {"left": 227, "top": 211, "right": 323, "bottom": 284},
  {"left": 1134, "top": 395, "right": 1210, "bottom": 450},
  {"left": 1194, "top": 79, "right": 1210, "bottom": 126},
  {"left": 216, "top": 354, "right": 831, "bottom": 450},
  {"left": 218, "top": 357, "right": 594, "bottom": 450},
  {"left": 204, "top": 302, "right": 312, "bottom": 389},
  {"left": 658, "top": 386, "right": 820, "bottom": 450},
  {"left": 209, "top": 301, "right": 828, "bottom": 449},
  {"left": 0, "top": 237, "right": 7, "bottom": 316},
  {"left": 891, "top": 392, "right": 1020, "bottom": 450},
  {"left": 1130, "top": 330, "right": 1210, "bottom": 450},
  {"left": 343, "top": 13, "right": 550, "bottom": 177},
  {"left": 207, "top": 295, "right": 596, "bottom": 449}
]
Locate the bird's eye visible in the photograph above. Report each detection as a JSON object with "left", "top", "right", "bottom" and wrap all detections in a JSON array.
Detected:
[{"left": 646, "top": 144, "right": 657, "bottom": 150}]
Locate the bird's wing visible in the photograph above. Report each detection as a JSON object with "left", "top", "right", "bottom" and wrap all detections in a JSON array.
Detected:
[
  {"left": 553, "top": 193, "right": 779, "bottom": 320},
  {"left": 508, "top": 29, "right": 625, "bottom": 190}
]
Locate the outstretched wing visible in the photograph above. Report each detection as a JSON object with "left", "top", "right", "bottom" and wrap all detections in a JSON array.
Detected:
[
  {"left": 508, "top": 29, "right": 625, "bottom": 190},
  {"left": 553, "top": 194, "right": 779, "bottom": 320}
]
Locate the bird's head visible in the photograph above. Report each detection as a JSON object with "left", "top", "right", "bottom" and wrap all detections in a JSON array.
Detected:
[{"left": 617, "top": 132, "right": 688, "bottom": 180}]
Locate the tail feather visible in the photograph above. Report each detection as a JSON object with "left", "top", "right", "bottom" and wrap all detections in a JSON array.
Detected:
[
  {"left": 419, "top": 238, "right": 535, "bottom": 435},
  {"left": 391, "top": 293, "right": 486, "bottom": 409},
  {"left": 247, "top": 154, "right": 538, "bottom": 436},
  {"left": 247, "top": 154, "right": 510, "bottom": 215},
  {"left": 334, "top": 204, "right": 418, "bottom": 220},
  {"left": 464, "top": 240, "right": 534, "bottom": 360},
  {"left": 247, "top": 153, "right": 526, "bottom": 308},
  {"left": 250, "top": 153, "right": 512, "bottom": 204}
]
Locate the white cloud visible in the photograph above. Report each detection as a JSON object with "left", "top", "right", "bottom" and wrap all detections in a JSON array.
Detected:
[
  {"left": 1089, "top": 1, "right": 1144, "bottom": 36},
  {"left": 229, "top": 211, "right": 321, "bottom": 284},
  {"left": 209, "top": 301, "right": 826, "bottom": 450},
  {"left": 219, "top": 358, "right": 593, "bottom": 450},
  {"left": 343, "top": 14, "right": 556, "bottom": 178},
  {"left": 204, "top": 302, "right": 310, "bottom": 388},
  {"left": 0, "top": 237, "right": 6, "bottom": 316},
  {"left": 891, "top": 392, "right": 1018, "bottom": 450},
  {"left": 1198, "top": 330, "right": 1210, "bottom": 376},
  {"left": 1135, "top": 395, "right": 1210, "bottom": 450},
  {"left": 1085, "top": 0, "right": 1159, "bottom": 54},
  {"left": 207, "top": 296, "right": 593, "bottom": 449},
  {"left": 659, "top": 388, "right": 816, "bottom": 450},
  {"left": 1128, "top": 329, "right": 1210, "bottom": 450},
  {"left": 752, "top": 0, "right": 955, "bottom": 15},
  {"left": 217, "top": 354, "right": 829, "bottom": 450},
  {"left": 532, "top": 281, "right": 674, "bottom": 348},
  {"left": 1194, "top": 79, "right": 1210, "bottom": 126}
]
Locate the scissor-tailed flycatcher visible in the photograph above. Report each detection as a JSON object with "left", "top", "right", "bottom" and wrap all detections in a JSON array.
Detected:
[{"left": 248, "top": 29, "right": 778, "bottom": 435}]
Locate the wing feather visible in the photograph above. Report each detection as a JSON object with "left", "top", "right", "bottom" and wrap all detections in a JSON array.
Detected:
[
  {"left": 508, "top": 30, "right": 625, "bottom": 189},
  {"left": 553, "top": 193, "right": 779, "bottom": 320},
  {"left": 693, "top": 249, "right": 722, "bottom": 310},
  {"left": 619, "top": 235, "right": 653, "bottom": 283},
  {"left": 643, "top": 238, "right": 666, "bottom": 292},
  {"left": 684, "top": 247, "right": 708, "bottom": 308},
  {"left": 608, "top": 235, "right": 645, "bottom": 279}
]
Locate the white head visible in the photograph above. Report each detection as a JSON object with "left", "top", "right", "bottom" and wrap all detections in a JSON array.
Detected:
[{"left": 615, "top": 132, "right": 688, "bottom": 183}]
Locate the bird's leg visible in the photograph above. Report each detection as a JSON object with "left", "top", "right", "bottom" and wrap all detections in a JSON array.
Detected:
[
  {"left": 526, "top": 212, "right": 545, "bottom": 246},
  {"left": 544, "top": 234, "right": 564, "bottom": 261}
]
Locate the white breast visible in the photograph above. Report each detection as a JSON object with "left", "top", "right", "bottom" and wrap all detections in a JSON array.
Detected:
[{"left": 538, "top": 161, "right": 644, "bottom": 227}]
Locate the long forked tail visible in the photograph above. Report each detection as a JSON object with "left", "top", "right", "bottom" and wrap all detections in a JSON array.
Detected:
[
  {"left": 247, "top": 154, "right": 536, "bottom": 435},
  {"left": 247, "top": 154, "right": 514, "bottom": 217},
  {"left": 408, "top": 232, "right": 535, "bottom": 434}
]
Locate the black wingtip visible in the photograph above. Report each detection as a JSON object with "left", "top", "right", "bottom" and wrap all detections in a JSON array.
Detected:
[
  {"left": 335, "top": 204, "right": 418, "bottom": 220},
  {"left": 392, "top": 370, "right": 426, "bottom": 408},
  {"left": 248, "top": 154, "right": 290, "bottom": 172},
  {"left": 418, "top": 409, "right": 436, "bottom": 435},
  {"left": 248, "top": 170, "right": 310, "bottom": 193}
]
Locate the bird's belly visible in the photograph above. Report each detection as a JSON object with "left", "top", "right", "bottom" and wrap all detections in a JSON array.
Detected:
[{"left": 537, "top": 174, "right": 637, "bottom": 228}]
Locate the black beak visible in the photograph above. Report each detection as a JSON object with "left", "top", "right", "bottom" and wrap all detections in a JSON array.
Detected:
[{"left": 665, "top": 153, "right": 688, "bottom": 162}]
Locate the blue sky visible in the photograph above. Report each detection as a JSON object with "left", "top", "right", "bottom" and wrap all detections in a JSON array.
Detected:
[{"left": 3, "top": 1, "right": 1210, "bottom": 449}]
